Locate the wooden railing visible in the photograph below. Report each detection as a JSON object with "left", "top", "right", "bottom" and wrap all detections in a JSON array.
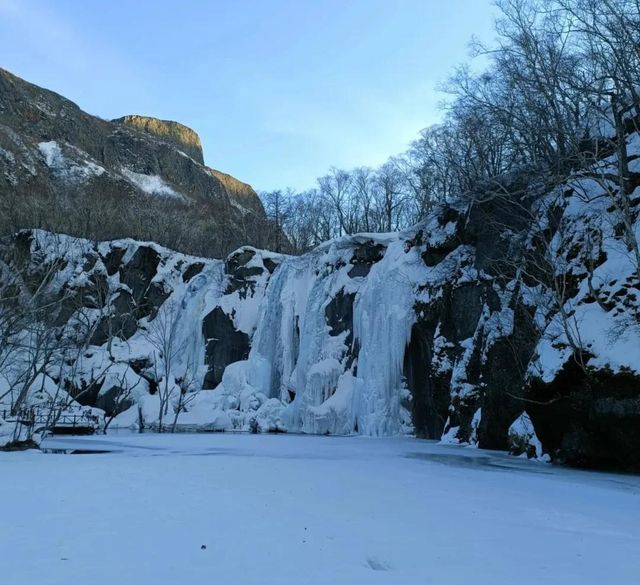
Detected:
[{"left": 1, "top": 405, "right": 99, "bottom": 434}]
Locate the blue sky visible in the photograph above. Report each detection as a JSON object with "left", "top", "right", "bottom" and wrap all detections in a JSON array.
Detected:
[{"left": 0, "top": 0, "right": 496, "bottom": 191}]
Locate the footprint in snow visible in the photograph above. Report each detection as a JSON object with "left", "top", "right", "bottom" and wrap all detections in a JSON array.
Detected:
[{"left": 365, "top": 556, "right": 392, "bottom": 571}]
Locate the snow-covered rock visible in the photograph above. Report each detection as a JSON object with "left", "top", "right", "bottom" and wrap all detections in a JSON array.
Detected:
[
  {"left": 508, "top": 412, "right": 548, "bottom": 461},
  {"left": 2, "top": 128, "right": 640, "bottom": 470}
]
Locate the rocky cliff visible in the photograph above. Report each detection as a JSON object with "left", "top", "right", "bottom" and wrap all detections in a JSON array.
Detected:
[
  {"left": 113, "top": 115, "right": 205, "bottom": 164},
  {"left": 0, "top": 68, "right": 269, "bottom": 257},
  {"left": 1, "top": 130, "right": 639, "bottom": 469},
  {"left": 1, "top": 73, "right": 639, "bottom": 471}
]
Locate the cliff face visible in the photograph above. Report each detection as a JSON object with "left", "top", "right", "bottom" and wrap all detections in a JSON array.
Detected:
[
  {"left": 113, "top": 115, "right": 205, "bottom": 164},
  {"left": 0, "top": 68, "right": 267, "bottom": 257},
  {"left": 208, "top": 168, "right": 266, "bottom": 215},
  {"left": 1, "top": 74, "right": 639, "bottom": 472},
  {"left": 2, "top": 131, "right": 639, "bottom": 469}
]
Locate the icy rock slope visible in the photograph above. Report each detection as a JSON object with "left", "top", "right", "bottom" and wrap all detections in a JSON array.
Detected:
[
  {"left": 215, "top": 231, "right": 430, "bottom": 436},
  {"left": 0, "top": 230, "right": 281, "bottom": 436},
  {"left": 2, "top": 130, "right": 640, "bottom": 469}
]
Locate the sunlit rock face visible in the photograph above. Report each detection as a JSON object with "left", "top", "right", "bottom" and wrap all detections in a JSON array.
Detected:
[
  {"left": 0, "top": 67, "right": 268, "bottom": 257},
  {"left": 113, "top": 115, "right": 205, "bottom": 165}
]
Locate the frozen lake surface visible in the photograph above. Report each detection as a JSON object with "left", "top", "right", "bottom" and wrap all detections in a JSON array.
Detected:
[{"left": 1, "top": 433, "right": 639, "bottom": 584}]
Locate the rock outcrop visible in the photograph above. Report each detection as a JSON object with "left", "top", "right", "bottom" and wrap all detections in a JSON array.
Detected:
[
  {"left": 113, "top": 115, "right": 205, "bottom": 164},
  {"left": 0, "top": 67, "right": 269, "bottom": 257}
]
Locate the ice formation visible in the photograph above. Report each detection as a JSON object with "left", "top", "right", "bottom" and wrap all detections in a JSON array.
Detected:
[
  {"left": 2, "top": 126, "right": 640, "bottom": 469},
  {"left": 210, "top": 233, "right": 427, "bottom": 435}
]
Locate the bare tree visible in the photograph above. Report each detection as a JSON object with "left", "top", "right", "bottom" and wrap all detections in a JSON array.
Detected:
[
  {"left": 170, "top": 355, "right": 200, "bottom": 433},
  {"left": 0, "top": 236, "right": 78, "bottom": 415},
  {"left": 262, "top": 189, "right": 292, "bottom": 253},
  {"left": 142, "top": 301, "right": 184, "bottom": 432},
  {"left": 318, "top": 168, "right": 353, "bottom": 236},
  {"left": 374, "top": 161, "right": 407, "bottom": 232},
  {"left": 102, "top": 366, "right": 141, "bottom": 433}
]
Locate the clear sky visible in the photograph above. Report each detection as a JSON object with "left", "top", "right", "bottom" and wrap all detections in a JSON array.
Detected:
[{"left": 0, "top": 0, "right": 496, "bottom": 191}]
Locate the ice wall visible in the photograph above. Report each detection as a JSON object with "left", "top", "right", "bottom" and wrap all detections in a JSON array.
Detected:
[{"left": 213, "top": 233, "right": 428, "bottom": 435}]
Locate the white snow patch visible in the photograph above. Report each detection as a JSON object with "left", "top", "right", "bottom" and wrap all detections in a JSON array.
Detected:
[
  {"left": 120, "top": 167, "right": 183, "bottom": 199},
  {"left": 38, "top": 140, "right": 105, "bottom": 181}
]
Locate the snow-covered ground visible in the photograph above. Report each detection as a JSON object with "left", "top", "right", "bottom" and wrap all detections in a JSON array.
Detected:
[{"left": 1, "top": 435, "right": 638, "bottom": 585}]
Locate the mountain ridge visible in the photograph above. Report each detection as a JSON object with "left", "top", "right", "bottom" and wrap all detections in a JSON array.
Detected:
[{"left": 0, "top": 67, "right": 272, "bottom": 257}]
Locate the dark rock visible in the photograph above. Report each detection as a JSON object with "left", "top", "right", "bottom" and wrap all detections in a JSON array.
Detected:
[
  {"left": 202, "top": 307, "right": 250, "bottom": 389},
  {"left": 146, "top": 282, "right": 170, "bottom": 320},
  {"left": 119, "top": 246, "right": 161, "bottom": 301},
  {"left": 451, "top": 284, "right": 486, "bottom": 340},
  {"left": 403, "top": 322, "right": 449, "bottom": 439},
  {"left": 421, "top": 239, "right": 458, "bottom": 267},
  {"left": 90, "top": 290, "right": 138, "bottom": 344},
  {"left": 226, "top": 248, "right": 256, "bottom": 271},
  {"left": 129, "top": 357, "right": 153, "bottom": 374},
  {"left": 95, "top": 386, "right": 134, "bottom": 417},
  {"left": 224, "top": 248, "right": 265, "bottom": 297},
  {"left": 263, "top": 257, "right": 278, "bottom": 274},
  {"left": 325, "top": 290, "right": 357, "bottom": 368},
  {"left": 528, "top": 365, "right": 640, "bottom": 471},
  {"left": 348, "top": 242, "right": 385, "bottom": 278},
  {"left": 325, "top": 291, "right": 355, "bottom": 338},
  {"left": 103, "top": 247, "right": 126, "bottom": 276},
  {"left": 476, "top": 300, "right": 537, "bottom": 450},
  {"left": 0, "top": 439, "right": 39, "bottom": 452},
  {"left": 117, "top": 245, "right": 171, "bottom": 319},
  {"left": 82, "top": 252, "right": 99, "bottom": 272},
  {"left": 462, "top": 192, "right": 533, "bottom": 274},
  {"left": 65, "top": 377, "right": 103, "bottom": 407},
  {"left": 439, "top": 206, "right": 461, "bottom": 226},
  {"left": 182, "top": 262, "right": 205, "bottom": 282}
]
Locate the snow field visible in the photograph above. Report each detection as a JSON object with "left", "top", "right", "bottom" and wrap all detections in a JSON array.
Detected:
[{"left": 1, "top": 434, "right": 639, "bottom": 585}]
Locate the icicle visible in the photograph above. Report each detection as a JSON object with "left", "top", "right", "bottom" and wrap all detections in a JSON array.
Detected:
[{"left": 351, "top": 239, "right": 420, "bottom": 435}]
